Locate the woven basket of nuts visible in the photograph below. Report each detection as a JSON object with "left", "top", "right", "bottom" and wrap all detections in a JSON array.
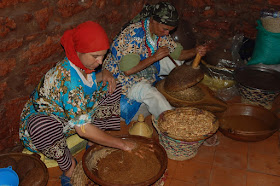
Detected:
[
  {"left": 157, "top": 107, "right": 219, "bottom": 141},
  {"left": 152, "top": 107, "right": 219, "bottom": 160}
]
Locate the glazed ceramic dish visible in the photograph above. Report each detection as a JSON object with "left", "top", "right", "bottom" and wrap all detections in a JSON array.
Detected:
[{"left": 218, "top": 103, "right": 279, "bottom": 142}]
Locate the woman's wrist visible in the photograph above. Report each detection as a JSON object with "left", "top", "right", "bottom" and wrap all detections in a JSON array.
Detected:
[
  {"left": 96, "top": 72, "right": 102, "bottom": 82},
  {"left": 114, "top": 138, "right": 126, "bottom": 150},
  {"left": 151, "top": 55, "right": 158, "bottom": 62},
  {"left": 191, "top": 48, "right": 197, "bottom": 56}
]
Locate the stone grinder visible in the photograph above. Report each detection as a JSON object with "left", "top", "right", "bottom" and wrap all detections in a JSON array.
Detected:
[
  {"left": 156, "top": 53, "right": 227, "bottom": 113},
  {"left": 165, "top": 54, "right": 204, "bottom": 92}
]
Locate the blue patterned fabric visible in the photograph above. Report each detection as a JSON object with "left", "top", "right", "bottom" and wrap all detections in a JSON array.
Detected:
[
  {"left": 120, "top": 95, "right": 142, "bottom": 124},
  {"left": 103, "top": 19, "right": 177, "bottom": 122},
  {"left": 20, "top": 57, "right": 108, "bottom": 152}
]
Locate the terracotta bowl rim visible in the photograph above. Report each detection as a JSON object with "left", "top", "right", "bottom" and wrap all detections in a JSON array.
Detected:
[
  {"left": 219, "top": 103, "right": 279, "bottom": 134},
  {"left": 82, "top": 135, "right": 168, "bottom": 186}
]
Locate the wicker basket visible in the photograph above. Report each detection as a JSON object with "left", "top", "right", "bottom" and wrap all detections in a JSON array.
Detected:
[
  {"left": 152, "top": 108, "right": 219, "bottom": 161},
  {"left": 157, "top": 107, "right": 219, "bottom": 141},
  {"left": 237, "top": 83, "right": 279, "bottom": 109},
  {"left": 234, "top": 65, "right": 280, "bottom": 109}
]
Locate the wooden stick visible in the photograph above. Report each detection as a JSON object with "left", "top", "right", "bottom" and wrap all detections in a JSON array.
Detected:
[
  {"left": 168, "top": 55, "right": 179, "bottom": 67},
  {"left": 192, "top": 53, "right": 201, "bottom": 68}
]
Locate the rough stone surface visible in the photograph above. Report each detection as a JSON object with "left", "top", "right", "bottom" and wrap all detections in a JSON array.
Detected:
[
  {"left": 0, "top": 82, "right": 8, "bottom": 100},
  {"left": 0, "top": 58, "right": 17, "bottom": 77},
  {"left": 34, "top": 7, "right": 53, "bottom": 30},
  {"left": 268, "top": 0, "right": 280, "bottom": 6},
  {"left": 0, "top": 39, "right": 23, "bottom": 52},
  {"left": 0, "top": 17, "right": 16, "bottom": 37}
]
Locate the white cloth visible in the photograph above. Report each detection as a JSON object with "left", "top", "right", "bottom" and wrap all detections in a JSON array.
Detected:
[
  {"left": 69, "top": 61, "right": 95, "bottom": 87},
  {"left": 127, "top": 57, "right": 184, "bottom": 118},
  {"left": 127, "top": 81, "right": 172, "bottom": 117},
  {"left": 158, "top": 57, "right": 184, "bottom": 76}
]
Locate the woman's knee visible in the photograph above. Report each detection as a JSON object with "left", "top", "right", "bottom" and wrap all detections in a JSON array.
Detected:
[
  {"left": 27, "top": 114, "right": 63, "bottom": 137},
  {"left": 144, "top": 86, "right": 164, "bottom": 99},
  {"left": 111, "top": 82, "right": 122, "bottom": 98}
]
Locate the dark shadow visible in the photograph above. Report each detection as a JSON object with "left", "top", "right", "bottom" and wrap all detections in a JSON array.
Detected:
[{"left": 170, "top": 19, "right": 196, "bottom": 50}]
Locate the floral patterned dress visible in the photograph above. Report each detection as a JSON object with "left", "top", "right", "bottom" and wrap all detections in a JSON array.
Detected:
[
  {"left": 103, "top": 18, "right": 178, "bottom": 124},
  {"left": 19, "top": 57, "right": 108, "bottom": 152},
  {"left": 103, "top": 18, "right": 177, "bottom": 95}
]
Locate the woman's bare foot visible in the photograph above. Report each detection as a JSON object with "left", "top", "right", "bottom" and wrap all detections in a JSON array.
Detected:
[
  {"left": 87, "top": 141, "right": 94, "bottom": 147},
  {"left": 64, "top": 158, "right": 77, "bottom": 177}
]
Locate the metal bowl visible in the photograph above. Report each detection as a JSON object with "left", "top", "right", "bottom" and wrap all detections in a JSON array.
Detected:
[
  {"left": 218, "top": 103, "right": 279, "bottom": 142},
  {"left": 234, "top": 65, "right": 280, "bottom": 109},
  {"left": 82, "top": 135, "right": 168, "bottom": 186}
]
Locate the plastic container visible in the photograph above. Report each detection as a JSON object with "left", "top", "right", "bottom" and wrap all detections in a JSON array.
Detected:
[{"left": 0, "top": 166, "right": 19, "bottom": 186}]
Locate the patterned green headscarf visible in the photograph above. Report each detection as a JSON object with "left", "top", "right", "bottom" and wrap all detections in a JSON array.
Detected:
[
  {"left": 152, "top": 2, "right": 179, "bottom": 27},
  {"left": 129, "top": 2, "right": 179, "bottom": 27}
]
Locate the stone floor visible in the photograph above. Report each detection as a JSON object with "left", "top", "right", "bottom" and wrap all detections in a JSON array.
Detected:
[
  {"left": 45, "top": 95, "right": 280, "bottom": 186},
  {"left": 46, "top": 116, "right": 280, "bottom": 186}
]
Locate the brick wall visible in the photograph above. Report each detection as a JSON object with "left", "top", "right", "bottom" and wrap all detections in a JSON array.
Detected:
[{"left": 0, "top": 0, "right": 279, "bottom": 152}]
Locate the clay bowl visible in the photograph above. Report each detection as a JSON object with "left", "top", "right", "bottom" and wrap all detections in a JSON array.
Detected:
[
  {"left": 82, "top": 135, "right": 168, "bottom": 186},
  {"left": 218, "top": 103, "right": 279, "bottom": 142},
  {"left": 0, "top": 153, "right": 49, "bottom": 186}
]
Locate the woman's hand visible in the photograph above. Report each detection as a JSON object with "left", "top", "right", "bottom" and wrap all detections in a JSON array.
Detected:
[
  {"left": 133, "top": 144, "right": 154, "bottom": 159},
  {"left": 120, "top": 139, "right": 137, "bottom": 151},
  {"left": 153, "top": 46, "right": 170, "bottom": 61},
  {"left": 195, "top": 45, "right": 208, "bottom": 57},
  {"left": 102, "top": 69, "right": 116, "bottom": 94},
  {"left": 75, "top": 124, "right": 137, "bottom": 151}
]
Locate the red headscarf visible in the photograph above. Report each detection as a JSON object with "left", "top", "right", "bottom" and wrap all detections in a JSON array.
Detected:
[{"left": 61, "top": 21, "right": 110, "bottom": 74}]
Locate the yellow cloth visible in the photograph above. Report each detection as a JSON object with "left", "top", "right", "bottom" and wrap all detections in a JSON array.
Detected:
[{"left": 22, "top": 134, "right": 87, "bottom": 168}]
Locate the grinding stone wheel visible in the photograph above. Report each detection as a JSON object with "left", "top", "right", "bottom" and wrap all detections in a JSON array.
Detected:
[
  {"left": 156, "top": 79, "right": 228, "bottom": 113},
  {"left": 164, "top": 54, "right": 204, "bottom": 92}
]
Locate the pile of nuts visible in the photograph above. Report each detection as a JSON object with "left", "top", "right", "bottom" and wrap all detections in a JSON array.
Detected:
[{"left": 158, "top": 107, "right": 216, "bottom": 140}]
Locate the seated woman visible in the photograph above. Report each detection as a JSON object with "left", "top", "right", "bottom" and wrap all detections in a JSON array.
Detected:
[
  {"left": 19, "top": 21, "right": 136, "bottom": 186},
  {"left": 103, "top": 2, "right": 207, "bottom": 124}
]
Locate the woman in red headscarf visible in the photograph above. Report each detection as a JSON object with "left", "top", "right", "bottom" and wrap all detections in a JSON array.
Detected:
[{"left": 19, "top": 21, "right": 136, "bottom": 185}]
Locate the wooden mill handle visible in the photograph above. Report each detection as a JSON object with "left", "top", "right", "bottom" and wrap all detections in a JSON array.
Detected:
[
  {"left": 192, "top": 53, "right": 201, "bottom": 68},
  {"left": 168, "top": 55, "right": 179, "bottom": 67}
]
